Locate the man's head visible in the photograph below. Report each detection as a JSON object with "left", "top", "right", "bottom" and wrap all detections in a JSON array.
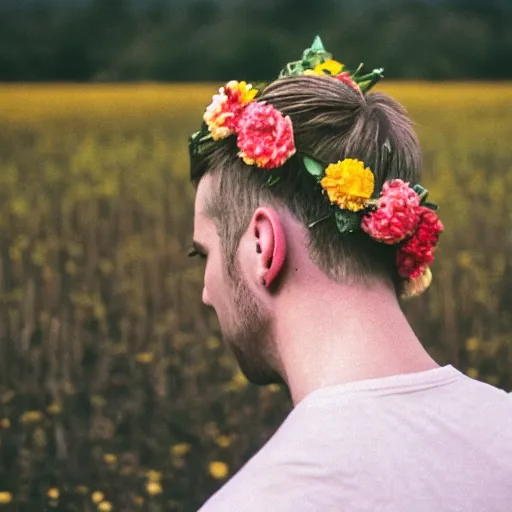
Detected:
[
  {"left": 189, "top": 47, "right": 432, "bottom": 385},
  {"left": 193, "top": 175, "right": 285, "bottom": 385}
]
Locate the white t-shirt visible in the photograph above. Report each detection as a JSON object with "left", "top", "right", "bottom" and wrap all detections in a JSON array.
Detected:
[{"left": 198, "top": 365, "right": 512, "bottom": 511}]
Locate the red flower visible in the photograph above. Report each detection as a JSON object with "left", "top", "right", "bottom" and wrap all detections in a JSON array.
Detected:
[
  {"left": 396, "top": 207, "right": 444, "bottom": 278},
  {"left": 361, "top": 179, "right": 421, "bottom": 244},
  {"left": 236, "top": 102, "right": 296, "bottom": 169},
  {"left": 336, "top": 72, "right": 361, "bottom": 93}
]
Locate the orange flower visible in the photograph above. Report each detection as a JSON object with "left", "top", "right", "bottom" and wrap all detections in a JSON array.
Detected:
[{"left": 203, "top": 81, "right": 258, "bottom": 140}]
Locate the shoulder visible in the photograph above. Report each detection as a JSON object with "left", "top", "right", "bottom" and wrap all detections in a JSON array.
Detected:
[
  {"left": 198, "top": 373, "right": 512, "bottom": 512},
  {"left": 197, "top": 403, "right": 368, "bottom": 512},
  {"left": 197, "top": 450, "right": 353, "bottom": 512}
]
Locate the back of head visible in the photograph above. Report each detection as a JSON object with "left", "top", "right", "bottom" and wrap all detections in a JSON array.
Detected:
[{"left": 190, "top": 39, "right": 439, "bottom": 296}]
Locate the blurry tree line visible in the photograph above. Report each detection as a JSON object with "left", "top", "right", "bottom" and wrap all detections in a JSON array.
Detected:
[{"left": 1, "top": 0, "right": 511, "bottom": 82}]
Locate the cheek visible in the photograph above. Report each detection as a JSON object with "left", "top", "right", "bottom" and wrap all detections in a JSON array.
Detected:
[
  {"left": 202, "top": 256, "right": 220, "bottom": 307},
  {"left": 202, "top": 262, "right": 212, "bottom": 306}
]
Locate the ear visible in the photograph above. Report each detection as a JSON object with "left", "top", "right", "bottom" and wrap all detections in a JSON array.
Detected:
[{"left": 252, "top": 207, "right": 286, "bottom": 288}]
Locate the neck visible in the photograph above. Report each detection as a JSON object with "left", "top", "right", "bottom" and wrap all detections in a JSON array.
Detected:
[{"left": 272, "top": 275, "right": 438, "bottom": 406}]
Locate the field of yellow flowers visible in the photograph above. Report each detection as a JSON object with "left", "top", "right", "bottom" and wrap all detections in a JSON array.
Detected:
[{"left": 1, "top": 82, "right": 512, "bottom": 511}]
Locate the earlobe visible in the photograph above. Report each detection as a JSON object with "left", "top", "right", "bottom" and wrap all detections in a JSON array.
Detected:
[{"left": 253, "top": 207, "right": 286, "bottom": 288}]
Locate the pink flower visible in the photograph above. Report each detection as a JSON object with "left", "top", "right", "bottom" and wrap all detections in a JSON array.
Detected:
[
  {"left": 362, "top": 179, "right": 421, "bottom": 244},
  {"left": 396, "top": 207, "right": 444, "bottom": 278},
  {"left": 236, "top": 102, "right": 296, "bottom": 169},
  {"left": 203, "top": 81, "right": 258, "bottom": 140}
]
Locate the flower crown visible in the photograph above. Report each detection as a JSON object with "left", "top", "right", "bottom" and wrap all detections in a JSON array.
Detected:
[{"left": 189, "top": 36, "right": 443, "bottom": 299}]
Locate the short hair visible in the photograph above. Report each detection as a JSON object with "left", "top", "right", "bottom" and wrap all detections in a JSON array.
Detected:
[{"left": 190, "top": 75, "right": 421, "bottom": 288}]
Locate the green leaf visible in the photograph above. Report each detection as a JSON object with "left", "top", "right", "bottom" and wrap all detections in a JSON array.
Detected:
[
  {"left": 334, "top": 210, "right": 361, "bottom": 235},
  {"left": 423, "top": 201, "right": 439, "bottom": 211},
  {"left": 252, "top": 81, "right": 270, "bottom": 95},
  {"left": 351, "top": 63, "right": 365, "bottom": 78},
  {"left": 413, "top": 184, "right": 429, "bottom": 202},
  {"left": 413, "top": 184, "right": 425, "bottom": 195},
  {"left": 303, "top": 156, "right": 324, "bottom": 178},
  {"left": 279, "top": 61, "right": 304, "bottom": 78},
  {"left": 357, "top": 68, "right": 385, "bottom": 93},
  {"left": 264, "top": 175, "right": 280, "bottom": 187},
  {"left": 189, "top": 129, "right": 215, "bottom": 157},
  {"left": 310, "top": 35, "right": 325, "bottom": 53},
  {"left": 280, "top": 35, "right": 333, "bottom": 77}
]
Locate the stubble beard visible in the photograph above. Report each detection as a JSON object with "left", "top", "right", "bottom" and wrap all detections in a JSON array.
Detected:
[{"left": 221, "top": 268, "right": 284, "bottom": 386}]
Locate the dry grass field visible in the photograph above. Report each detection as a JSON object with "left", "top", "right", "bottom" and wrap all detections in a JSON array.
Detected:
[{"left": 0, "top": 82, "right": 511, "bottom": 511}]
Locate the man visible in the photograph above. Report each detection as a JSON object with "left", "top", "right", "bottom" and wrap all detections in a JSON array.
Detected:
[{"left": 188, "top": 38, "right": 512, "bottom": 511}]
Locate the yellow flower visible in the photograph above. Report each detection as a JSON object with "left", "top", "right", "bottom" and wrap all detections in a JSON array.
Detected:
[
  {"left": 320, "top": 158, "right": 374, "bottom": 211},
  {"left": 223, "top": 370, "right": 248, "bottom": 392},
  {"left": 215, "top": 435, "right": 232, "bottom": 449},
  {"left": 467, "top": 368, "right": 479, "bottom": 379},
  {"left": 486, "top": 375, "right": 499, "bottom": 386},
  {"left": 145, "top": 469, "right": 161, "bottom": 482},
  {"left": 145, "top": 481, "right": 163, "bottom": 495},
  {"left": 170, "top": 443, "right": 191, "bottom": 458},
  {"left": 208, "top": 461, "right": 229, "bottom": 480},
  {"left": 91, "top": 491, "right": 105, "bottom": 504},
  {"left": 465, "top": 337, "right": 479, "bottom": 352},
  {"left": 103, "top": 453, "right": 117, "bottom": 465},
  {"left": 20, "top": 410, "right": 44, "bottom": 424},
  {"left": 135, "top": 352, "right": 153, "bottom": 364},
  {"left": 0, "top": 492, "right": 13, "bottom": 504},
  {"left": 98, "top": 501, "right": 113, "bottom": 511},
  {"left": 312, "top": 59, "right": 344, "bottom": 76},
  {"left": 46, "top": 403, "right": 62, "bottom": 415},
  {"left": 47, "top": 488, "right": 60, "bottom": 500},
  {"left": 457, "top": 250, "right": 472, "bottom": 269},
  {"left": 206, "top": 336, "right": 221, "bottom": 350},
  {"left": 226, "top": 80, "right": 258, "bottom": 105},
  {"left": 0, "top": 419, "right": 11, "bottom": 429}
]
